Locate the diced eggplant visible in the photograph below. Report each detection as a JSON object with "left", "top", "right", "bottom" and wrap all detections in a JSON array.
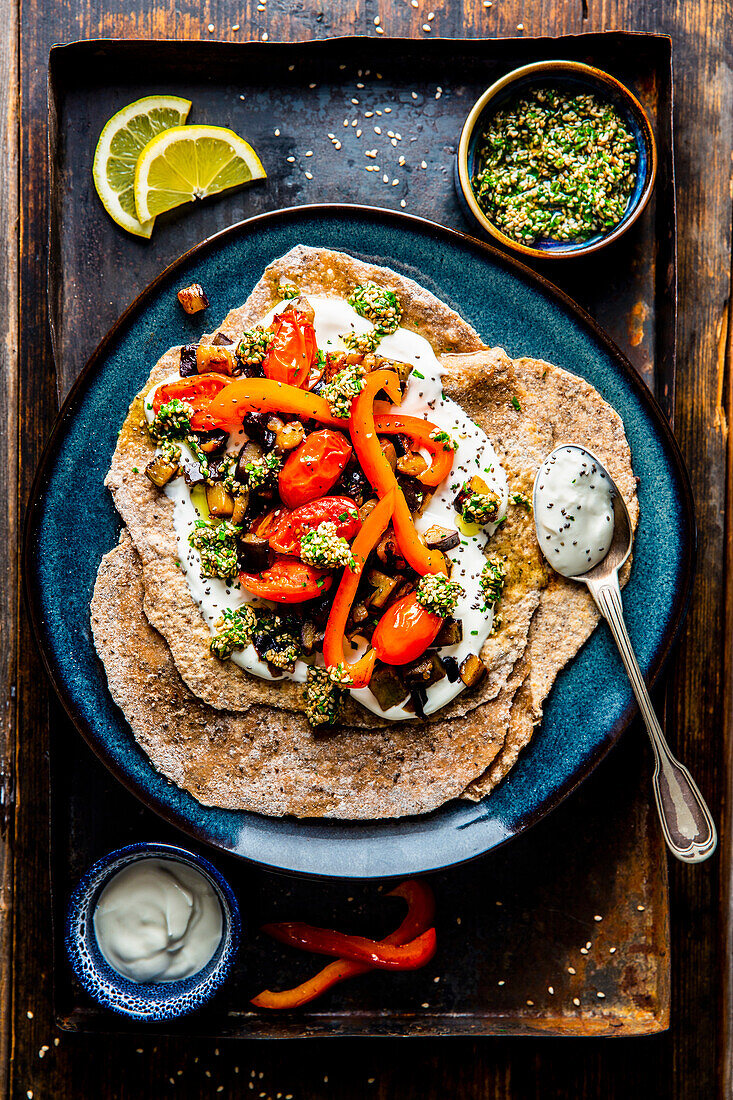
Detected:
[
  {"left": 396, "top": 452, "right": 428, "bottom": 478},
  {"left": 369, "top": 665, "right": 409, "bottom": 711},
  {"left": 308, "top": 591, "right": 336, "bottom": 627},
  {"left": 351, "top": 601, "right": 370, "bottom": 624},
  {"left": 376, "top": 530, "right": 406, "bottom": 571},
  {"left": 359, "top": 498, "right": 379, "bottom": 522},
  {"left": 375, "top": 355, "right": 413, "bottom": 387},
  {"left": 211, "top": 330, "right": 234, "bottom": 346},
  {"left": 241, "top": 412, "right": 269, "bottom": 442},
  {"left": 276, "top": 294, "right": 314, "bottom": 324},
  {"left": 338, "top": 459, "right": 370, "bottom": 506},
  {"left": 403, "top": 653, "right": 446, "bottom": 687},
  {"left": 190, "top": 428, "right": 228, "bottom": 455},
  {"left": 434, "top": 618, "right": 463, "bottom": 647},
  {"left": 177, "top": 282, "right": 209, "bottom": 314},
  {"left": 145, "top": 452, "right": 179, "bottom": 487},
  {"left": 409, "top": 685, "right": 428, "bottom": 719},
  {"left": 442, "top": 655, "right": 460, "bottom": 683},
  {"left": 366, "top": 568, "right": 402, "bottom": 609},
  {"left": 231, "top": 488, "right": 250, "bottom": 526},
  {"left": 235, "top": 440, "right": 264, "bottom": 482},
  {"left": 196, "top": 344, "right": 237, "bottom": 376},
  {"left": 180, "top": 343, "right": 199, "bottom": 377},
  {"left": 459, "top": 654, "right": 486, "bottom": 688},
  {"left": 380, "top": 439, "right": 397, "bottom": 471},
  {"left": 300, "top": 620, "right": 324, "bottom": 656},
  {"left": 424, "top": 524, "right": 460, "bottom": 552},
  {"left": 206, "top": 482, "right": 235, "bottom": 518},
  {"left": 274, "top": 419, "right": 305, "bottom": 452},
  {"left": 237, "top": 534, "right": 270, "bottom": 573},
  {"left": 398, "top": 475, "right": 426, "bottom": 515}
]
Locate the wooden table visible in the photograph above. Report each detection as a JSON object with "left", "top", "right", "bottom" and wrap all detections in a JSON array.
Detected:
[{"left": 3, "top": 1, "right": 732, "bottom": 1096}]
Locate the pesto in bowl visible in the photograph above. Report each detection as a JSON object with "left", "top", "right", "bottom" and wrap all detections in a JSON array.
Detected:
[{"left": 472, "top": 86, "right": 638, "bottom": 247}]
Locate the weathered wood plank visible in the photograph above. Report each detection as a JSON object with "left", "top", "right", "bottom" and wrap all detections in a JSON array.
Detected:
[{"left": 11, "top": 1, "right": 733, "bottom": 1098}]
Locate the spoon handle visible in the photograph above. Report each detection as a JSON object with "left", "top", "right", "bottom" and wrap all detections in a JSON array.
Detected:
[{"left": 587, "top": 574, "right": 717, "bottom": 864}]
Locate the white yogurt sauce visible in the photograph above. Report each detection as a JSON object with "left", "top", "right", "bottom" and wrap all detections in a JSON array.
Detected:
[
  {"left": 93, "top": 858, "right": 223, "bottom": 984},
  {"left": 533, "top": 445, "right": 614, "bottom": 576},
  {"left": 145, "top": 295, "right": 508, "bottom": 719}
]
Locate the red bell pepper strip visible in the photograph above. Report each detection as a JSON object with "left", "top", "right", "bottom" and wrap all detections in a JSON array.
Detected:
[
  {"left": 374, "top": 413, "right": 455, "bottom": 487},
  {"left": 372, "top": 592, "right": 443, "bottom": 665},
  {"left": 260, "top": 924, "right": 436, "bottom": 971},
  {"left": 350, "top": 372, "right": 446, "bottom": 577},
  {"left": 251, "top": 880, "right": 436, "bottom": 1010},
  {"left": 204, "top": 377, "right": 343, "bottom": 432},
  {"left": 262, "top": 308, "right": 318, "bottom": 388},
  {"left": 322, "top": 489, "right": 395, "bottom": 687},
  {"left": 239, "top": 556, "right": 333, "bottom": 603}
]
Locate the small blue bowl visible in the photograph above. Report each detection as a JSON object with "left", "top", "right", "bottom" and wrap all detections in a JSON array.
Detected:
[
  {"left": 65, "top": 842, "right": 241, "bottom": 1021},
  {"left": 456, "top": 60, "right": 657, "bottom": 259}
]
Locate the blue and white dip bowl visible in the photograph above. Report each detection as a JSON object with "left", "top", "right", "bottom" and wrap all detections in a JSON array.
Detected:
[{"left": 65, "top": 842, "right": 241, "bottom": 1020}]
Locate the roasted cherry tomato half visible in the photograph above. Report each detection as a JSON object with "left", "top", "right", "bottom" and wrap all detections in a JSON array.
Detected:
[
  {"left": 151, "top": 375, "right": 232, "bottom": 430},
  {"left": 371, "top": 592, "right": 443, "bottom": 665},
  {"left": 269, "top": 496, "right": 361, "bottom": 556},
  {"left": 239, "top": 556, "right": 333, "bottom": 603},
  {"left": 262, "top": 308, "right": 318, "bottom": 388},
  {"left": 278, "top": 429, "right": 353, "bottom": 510}
]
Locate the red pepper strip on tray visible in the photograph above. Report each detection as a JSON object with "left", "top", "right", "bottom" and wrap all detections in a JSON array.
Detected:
[
  {"left": 204, "top": 377, "right": 343, "bottom": 433},
  {"left": 261, "top": 924, "right": 436, "bottom": 971},
  {"left": 373, "top": 413, "right": 455, "bottom": 487},
  {"left": 251, "top": 880, "right": 436, "bottom": 1010},
  {"left": 322, "top": 489, "right": 396, "bottom": 687},
  {"left": 350, "top": 372, "right": 446, "bottom": 577}
]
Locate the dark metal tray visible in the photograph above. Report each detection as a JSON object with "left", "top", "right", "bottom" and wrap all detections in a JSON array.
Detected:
[{"left": 47, "top": 31, "right": 675, "bottom": 1037}]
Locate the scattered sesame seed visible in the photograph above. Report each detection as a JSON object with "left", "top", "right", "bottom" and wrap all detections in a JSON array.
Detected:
[
  {"left": 351, "top": 119, "right": 357, "bottom": 126},
  {"left": 568, "top": 966, "right": 576, "bottom": 974},
  {"left": 433, "top": 975, "right": 440, "bottom": 983},
  {"left": 421, "top": 160, "right": 428, "bottom": 168},
  {"left": 207, "top": 22, "right": 214, "bottom": 31},
  {"left": 287, "top": 156, "right": 295, "bottom": 163},
  {"left": 526, "top": 999, "right": 534, "bottom": 1006},
  {"left": 335, "top": 140, "right": 342, "bottom": 149},
  {"left": 421, "top": 1002, "right": 429, "bottom": 1008},
  {"left": 411, "top": 0, "right": 418, "bottom": 6},
  {"left": 384, "top": 107, "right": 391, "bottom": 112},
  {"left": 376, "top": 24, "right": 384, "bottom": 33},
  {"left": 305, "top": 150, "right": 313, "bottom": 156},
  {"left": 232, "top": 23, "right": 240, "bottom": 30},
  {"left": 422, "top": 23, "right": 432, "bottom": 31},
  {"left": 594, "top": 915, "right": 603, "bottom": 922},
  {"left": 456, "top": 916, "right": 462, "bottom": 925},
  {"left": 351, "top": 98, "right": 359, "bottom": 105},
  {"left": 305, "top": 171, "right": 313, "bottom": 180},
  {"left": 239, "top": 94, "right": 245, "bottom": 100},
  {"left": 573, "top": 997, "right": 581, "bottom": 1006},
  {"left": 391, "top": 178, "right": 399, "bottom": 185},
  {"left": 610, "top": 947, "right": 617, "bottom": 954},
  {"left": 398, "top": 155, "right": 405, "bottom": 165},
  {"left": 27, "top": 1091, "right": 34, "bottom": 1099},
  {"left": 374, "top": 126, "right": 382, "bottom": 134},
  {"left": 274, "top": 128, "right": 280, "bottom": 136},
  {"left": 356, "top": 129, "right": 362, "bottom": 137},
  {"left": 374, "top": 15, "right": 380, "bottom": 23},
  {"left": 261, "top": 31, "right": 269, "bottom": 40},
  {"left": 498, "top": 979, "right": 505, "bottom": 986},
  {"left": 597, "top": 991, "right": 606, "bottom": 999},
  {"left": 548, "top": 986, "right": 554, "bottom": 995},
  {"left": 357, "top": 83, "right": 364, "bottom": 89},
  {"left": 327, "top": 132, "right": 335, "bottom": 139},
  {"left": 585, "top": 942, "right": 592, "bottom": 949},
  {"left": 517, "top": 22, "right": 524, "bottom": 30},
  {"left": 365, "top": 111, "right": 374, "bottom": 117},
  {"left": 580, "top": 948, "right": 588, "bottom": 955},
  {"left": 428, "top": 11, "right": 435, "bottom": 19},
  {"left": 637, "top": 905, "right": 646, "bottom": 911},
  {"left": 54, "top": 1038, "right": 59, "bottom": 1047}
]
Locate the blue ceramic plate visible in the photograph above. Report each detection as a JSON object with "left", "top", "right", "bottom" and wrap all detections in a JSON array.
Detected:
[{"left": 25, "top": 205, "right": 694, "bottom": 879}]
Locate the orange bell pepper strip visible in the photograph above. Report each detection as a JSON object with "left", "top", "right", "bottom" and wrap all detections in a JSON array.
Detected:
[
  {"left": 204, "top": 377, "right": 343, "bottom": 433},
  {"left": 373, "top": 412, "right": 455, "bottom": 487},
  {"left": 350, "top": 371, "right": 446, "bottom": 576},
  {"left": 251, "top": 880, "right": 436, "bottom": 1010},
  {"left": 322, "top": 489, "right": 395, "bottom": 687},
  {"left": 260, "top": 924, "right": 436, "bottom": 970}
]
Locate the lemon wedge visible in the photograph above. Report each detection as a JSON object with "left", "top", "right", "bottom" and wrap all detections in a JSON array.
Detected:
[
  {"left": 133, "top": 125, "right": 266, "bottom": 223},
  {"left": 93, "top": 95, "right": 192, "bottom": 238}
]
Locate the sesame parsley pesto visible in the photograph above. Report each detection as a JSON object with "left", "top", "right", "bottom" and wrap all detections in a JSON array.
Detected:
[{"left": 472, "top": 87, "right": 638, "bottom": 245}]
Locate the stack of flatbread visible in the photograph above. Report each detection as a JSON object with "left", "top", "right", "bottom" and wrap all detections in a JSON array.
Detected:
[{"left": 91, "top": 246, "right": 637, "bottom": 820}]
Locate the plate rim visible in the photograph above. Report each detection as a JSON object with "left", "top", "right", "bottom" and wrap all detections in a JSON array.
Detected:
[{"left": 24, "top": 202, "right": 696, "bottom": 879}]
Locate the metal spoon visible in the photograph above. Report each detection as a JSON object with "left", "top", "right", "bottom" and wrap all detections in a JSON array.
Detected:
[{"left": 533, "top": 445, "right": 716, "bottom": 864}]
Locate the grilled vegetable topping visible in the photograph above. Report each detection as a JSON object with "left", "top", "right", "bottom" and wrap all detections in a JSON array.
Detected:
[
  {"left": 300, "top": 522, "right": 356, "bottom": 571},
  {"left": 145, "top": 440, "right": 181, "bottom": 487},
  {"left": 424, "top": 524, "right": 460, "bottom": 552},
  {"left": 279, "top": 284, "right": 300, "bottom": 299},
  {"left": 434, "top": 617, "right": 463, "bottom": 647},
  {"left": 304, "top": 666, "right": 349, "bottom": 727},
  {"left": 321, "top": 364, "right": 366, "bottom": 419},
  {"left": 210, "top": 605, "right": 257, "bottom": 660},
  {"left": 348, "top": 282, "right": 402, "bottom": 335},
  {"left": 244, "top": 452, "right": 281, "bottom": 491},
  {"left": 415, "top": 573, "right": 464, "bottom": 618},
  {"left": 368, "top": 665, "right": 409, "bottom": 711},
  {"left": 177, "top": 282, "right": 209, "bottom": 314},
  {"left": 428, "top": 428, "right": 458, "bottom": 451},
  {"left": 480, "top": 558, "right": 506, "bottom": 606},
  {"left": 189, "top": 519, "right": 241, "bottom": 581},
  {"left": 459, "top": 654, "right": 486, "bottom": 688},
  {"left": 251, "top": 609, "right": 302, "bottom": 670},
  {"left": 455, "top": 476, "right": 501, "bottom": 525},
  {"left": 237, "top": 326, "right": 275, "bottom": 365},
  {"left": 149, "top": 398, "right": 193, "bottom": 442}
]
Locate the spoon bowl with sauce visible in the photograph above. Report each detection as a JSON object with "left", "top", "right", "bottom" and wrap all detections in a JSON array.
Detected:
[{"left": 534, "top": 445, "right": 716, "bottom": 864}]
